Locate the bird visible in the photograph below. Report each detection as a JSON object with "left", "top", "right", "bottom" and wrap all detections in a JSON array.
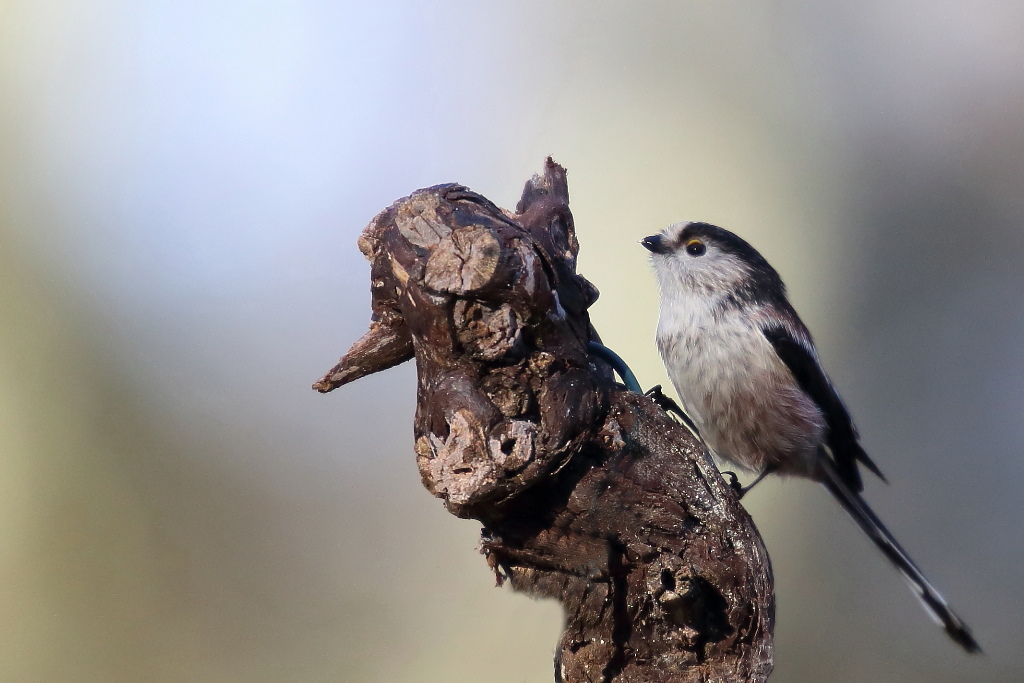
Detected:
[{"left": 642, "top": 220, "right": 980, "bottom": 653}]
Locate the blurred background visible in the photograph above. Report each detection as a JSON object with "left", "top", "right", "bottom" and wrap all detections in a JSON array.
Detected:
[{"left": 1, "top": 1, "right": 1022, "bottom": 681}]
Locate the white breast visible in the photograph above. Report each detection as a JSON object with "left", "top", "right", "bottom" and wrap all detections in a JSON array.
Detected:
[{"left": 656, "top": 292, "right": 825, "bottom": 477}]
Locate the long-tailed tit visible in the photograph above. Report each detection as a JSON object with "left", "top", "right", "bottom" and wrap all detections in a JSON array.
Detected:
[{"left": 643, "top": 221, "right": 979, "bottom": 653}]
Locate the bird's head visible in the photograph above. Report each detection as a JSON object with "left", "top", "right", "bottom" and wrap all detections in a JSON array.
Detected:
[{"left": 642, "top": 221, "right": 785, "bottom": 306}]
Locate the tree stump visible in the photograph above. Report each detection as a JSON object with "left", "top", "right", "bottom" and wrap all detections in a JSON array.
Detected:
[{"left": 314, "top": 159, "right": 774, "bottom": 682}]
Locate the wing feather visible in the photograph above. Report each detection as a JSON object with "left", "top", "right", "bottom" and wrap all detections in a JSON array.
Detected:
[{"left": 761, "top": 321, "right": 885, "bottom": 492}]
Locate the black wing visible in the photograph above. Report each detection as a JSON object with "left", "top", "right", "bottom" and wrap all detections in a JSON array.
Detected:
[{"left": 761, "top": 323, "right": 885, "bottom": 492}]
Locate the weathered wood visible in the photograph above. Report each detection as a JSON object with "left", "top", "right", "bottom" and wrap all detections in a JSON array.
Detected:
[{"left": 315, "top": 158, "right": 775, "bottom": 682}]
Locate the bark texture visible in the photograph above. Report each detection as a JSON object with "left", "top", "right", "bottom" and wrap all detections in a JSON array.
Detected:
[{"left": 315, "top": 159, "right": 774, "bottom": 682}]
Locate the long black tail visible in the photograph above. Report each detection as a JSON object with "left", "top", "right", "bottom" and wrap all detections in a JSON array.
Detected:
[{"left": 818, "top": 458, "right": 981, "bottom": 653}]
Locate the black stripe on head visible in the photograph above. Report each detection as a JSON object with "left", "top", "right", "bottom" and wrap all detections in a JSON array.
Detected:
[{"left": 679, "top": 222, "right": 787, "bottom": 306}]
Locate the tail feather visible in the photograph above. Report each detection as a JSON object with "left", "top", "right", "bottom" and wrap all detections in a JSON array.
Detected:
[{"left": 818, "top": 458, "right": 981, "bottom": 653}]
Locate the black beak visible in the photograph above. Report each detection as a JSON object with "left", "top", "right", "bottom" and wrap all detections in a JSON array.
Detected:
[{"left": 641, "top": 234, "right": 668, "bottom": 254}]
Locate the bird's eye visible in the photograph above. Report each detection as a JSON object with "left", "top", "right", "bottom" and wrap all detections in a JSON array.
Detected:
[{"left": 685, "top": 239, "right": 706, "bottom": 257}]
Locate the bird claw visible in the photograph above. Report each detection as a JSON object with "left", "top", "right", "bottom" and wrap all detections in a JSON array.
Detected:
[
  {"left": 722, "top": 471, "right": 743, "bottom": 496},
  {"left": 726, "top": 465, "right": 778, "bottom": 500},
  {"left": 645, "top": 385, "right": 701, "bottom": 439},
  {"left": 645, "top": 384, "right": 679, "bottom": 412}
]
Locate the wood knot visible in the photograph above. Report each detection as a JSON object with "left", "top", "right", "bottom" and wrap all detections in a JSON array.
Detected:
[
  {"left": 423, "top": 226, "right": 501, "bottom": 294},
  {"left": 453, "top": 300, "right": 523, "bottom": 361}
]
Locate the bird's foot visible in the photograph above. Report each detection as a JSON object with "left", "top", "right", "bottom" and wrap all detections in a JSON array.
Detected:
[
  {"left": 722, "top": 471, "right": 743, "bottom": 496},
  {"left": 646, "top": 384, "right": 681, "bottom": 413},
  {"left": 644, "top": 385, "right": 701, "bottom": 436},
  {"left": 726, "top": 465, "right": 779, "bottom": 500}
]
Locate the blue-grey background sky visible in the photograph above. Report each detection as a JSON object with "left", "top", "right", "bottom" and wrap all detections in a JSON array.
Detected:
[{"left": 1, "top": 2, "right": 1022, "bottom": 681}]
